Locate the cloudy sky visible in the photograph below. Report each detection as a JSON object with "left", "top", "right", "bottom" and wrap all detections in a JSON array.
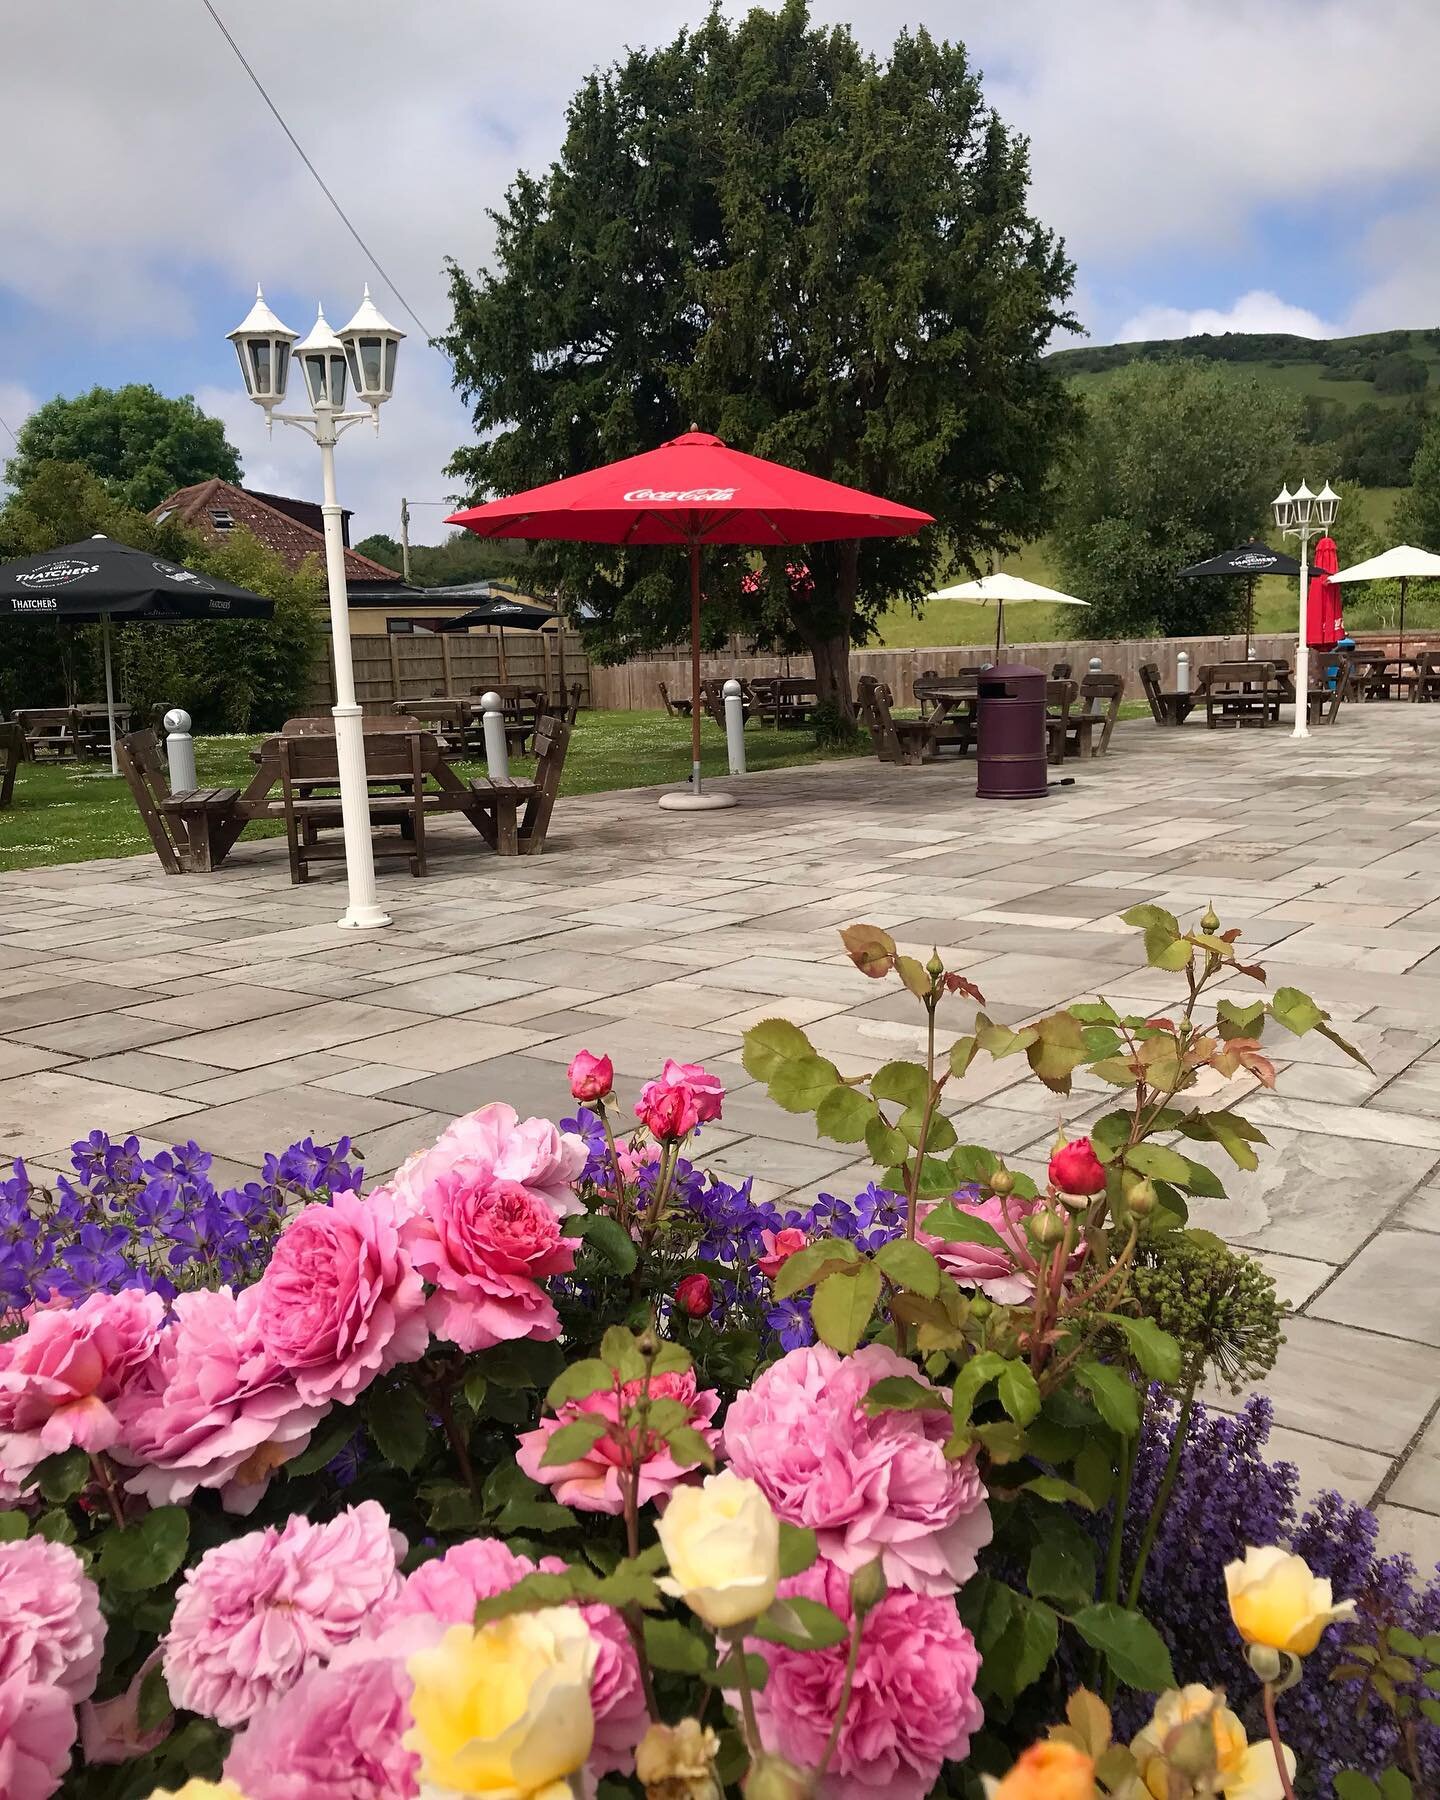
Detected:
[{"left": 3, "top": 0, "right": 1437, "bottom": 540}]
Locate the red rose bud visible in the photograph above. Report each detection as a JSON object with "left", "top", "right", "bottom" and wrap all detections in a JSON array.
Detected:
[
  {"left": 675, "top": 1273, "right": 714, "bottom": 1318},
  {"left": 1047, "top": 1135, "right": 1108, "bottom": 1197},
  {"left": 567, "top": 1049, "right": 614, "bottom": 1103}
]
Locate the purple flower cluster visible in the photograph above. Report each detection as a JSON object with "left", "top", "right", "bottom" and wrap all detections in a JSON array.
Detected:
[
  {"left": 1100, "top": 1393, "right": 1440, "bottom": 1791},
  {"left": 0, "top": 1131, "right": 363, "bottom": 1322}
]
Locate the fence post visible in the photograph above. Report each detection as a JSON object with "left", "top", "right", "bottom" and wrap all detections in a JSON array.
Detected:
[
  {"left": 481, "top": 691, "right": 509, "bottom": 778},
  {"left": 723, "top": 678, "right": 746, "bottom": 775},
  {"left": 163, "top": 708, "right": 196, "bottom": 793}
]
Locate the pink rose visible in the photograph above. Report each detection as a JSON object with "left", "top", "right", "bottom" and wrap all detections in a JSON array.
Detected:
[
  {"left": 0, "top": 1673, "right": 75, "bottom": 1800},
  {"left": 402, "top": 1176, "right": 575, "bottom": 1355},
  {"left": 79, "top": 1651, "right": 170, "bottom": 1765},
  {"left": 1048, "top": 1136, "right": 1108, "bottom": 1197},
  {"left": 517, "top": 1368, "right": 721, "bottom": 1514},
  {"left": 0, "top": 1289, "right": 165, "bottom": 1484},
  {"left": 384, "top": 1103, "right": 588, "bottom": 1221},
  {"left": 0, "top": 1538, "right": 105, "bottom": 1704},
  {"left": 748, "top": 1560, "right": 983, "bottom": 1800},
  {"left": 635, "top": 1060, "right": 724, "bottom": 1141},
  {"left": 163, "top": 1500, "right": 405, "bottom": 1728},
  {"left": 916, "top": 1190, "right": 1050, "bottom": 1306},
  {"left": 253, "top": 1189, "right": 428, "bottom": 1408},
  {"left": 723, "top": 1344, "right": 991, "bottom": 1596},
  {"left": 112, "top": 1287, "right": 328, "bottom": 1514},
  {"left": 383, "top": 1536, "right": 646, "bottom": 1782},
  {"left": 568, "top": 1050, "right": 614, "bottom": 1103},
  {"left": 224, "top": 1639, "right": 421, "bottom": 1800},
  {"left": 756, "top": 1227, "right": 807, "bottom": 1282}
]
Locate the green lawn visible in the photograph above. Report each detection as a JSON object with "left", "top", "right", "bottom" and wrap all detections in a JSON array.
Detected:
[{"left": 0, "top": 711, "right": 865, "bottom": 873}]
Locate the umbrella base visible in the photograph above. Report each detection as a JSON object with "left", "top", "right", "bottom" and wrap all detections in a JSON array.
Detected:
[{"left": 658, "top": 789, "right": 738, "bottom": 812}]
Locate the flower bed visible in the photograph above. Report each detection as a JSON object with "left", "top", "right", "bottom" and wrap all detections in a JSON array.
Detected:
[{"left": 0, "top": 906, "right": 1434, "bottom": 1800}]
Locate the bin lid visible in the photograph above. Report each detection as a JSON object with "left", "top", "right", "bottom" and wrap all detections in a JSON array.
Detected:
[{"left": 978, "top": 660, "right": 1046, "bottom": 697}]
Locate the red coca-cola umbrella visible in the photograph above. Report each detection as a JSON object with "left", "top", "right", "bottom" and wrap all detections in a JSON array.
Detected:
[
  {"left": 1307, "top": 536, "right": 1343, "bottom": 650},
  {"left": 449, "top": 431, "right": 932, "bottom": 809}
]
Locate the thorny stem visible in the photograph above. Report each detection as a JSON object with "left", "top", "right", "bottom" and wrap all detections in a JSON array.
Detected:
[
  {"left": 597, "top": 1102, "right": 626, "bottom": 1230},
  {"left": 815, "top": 1613, "right": 865, "bottom": 1782},
  {"left": 89, "top": 1454, "right": 126, "bottom": 1530},
  {"left": 1096, "top": 1425, "right": 1139, "bottom": 1697},
  {"left": 436, "top": 1390, "right": 480, "bottom": 1504},
  {"left": 729, "top": 1631, "right": 764, "bottom": 1757},
  {"left": 1262, "top": 1683, "right": 1300, "bottom": 1800},
  {"left": 904, "top": 1002, "right": 945, "bottom": 1241}
]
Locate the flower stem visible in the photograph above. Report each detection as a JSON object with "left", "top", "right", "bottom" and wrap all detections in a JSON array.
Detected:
[
  {"left": 1095, "top": 1428, "right": 1137, "bottom": 1694},
  {"left": 815, "top": 1613, "right": 863, "bottom": 1782},
  {"left": 89, "top": 1454, "right": 126, "bottom": 1530},
  {"left": 729, "top": 1632, "right": 764, "bottom": 1757},
  {"left": 1124, "top": 1363, "right": 1199, "bottom": 1611},
  {"left": 436, "top": 1391, "right": 480, "bottom": 1503},
  {"left": 1262, "top": 1683, "right": 1299, "bottom": 1800}
]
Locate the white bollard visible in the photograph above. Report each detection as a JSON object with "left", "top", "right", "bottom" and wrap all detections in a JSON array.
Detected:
[
  {"left": 163, "top": 708, "right": 196, "bottom": 793},
  {"left": 480, "top": 691, "right": 509, "bottom": 779},
  {"left": 1175, "top": 651, "right": 1192, "bottom": 694},
  {"left": 1088, "top": 656, "right": 1102, "bottom": 675},
  {"left": 723, "top": 678, "right": 746, "bottom": 776},
  {"left": 1248, "top": 645, "right": 1258, "bottom": 660}
]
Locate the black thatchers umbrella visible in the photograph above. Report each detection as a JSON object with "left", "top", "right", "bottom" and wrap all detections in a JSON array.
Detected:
[
  {"left": 1177, "top": 540, "right": 1300, "bottom": 659},
  {"left": 436, "top": 592, "right": 556, "bottom": 683},
  {"left": 0, "top": 535, "right": 274, "bottom": 773}
]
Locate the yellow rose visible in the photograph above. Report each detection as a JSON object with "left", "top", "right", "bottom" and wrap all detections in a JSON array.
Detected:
[
  {"left": 634, "top": 1717, "right": 722, "bottom": 1799},
  {"left": 985, "top": 1741, "right": 1096, "bottom": 1800},
  {"left": 1224, "top": 1546, "right": 1356, "bottom": 1657},
  {"left": 404, "top": 1611, "right": 596, "bottom": 1800},
  {"left": 1130, "top": 1685, "right": 1295, "bottom": 1800},
  {"left": 144, "top": 1785, "right": 249, "bottom": 1800},
  {"left": 656, "top": 1471, "right": 780, "bottom": 1629}
]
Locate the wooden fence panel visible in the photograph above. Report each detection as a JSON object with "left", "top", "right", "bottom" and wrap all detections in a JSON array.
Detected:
[{"left": 305, "top": 630, "right": 591, "bottom": 716}]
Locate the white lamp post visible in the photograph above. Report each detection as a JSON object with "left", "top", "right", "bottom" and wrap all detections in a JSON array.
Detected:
[
  {"left": 1272, "top": 477, "right": 1339, "bottom": 740},
  {"left": 226, "top": 284, "right": 404, "bottom": 929}
]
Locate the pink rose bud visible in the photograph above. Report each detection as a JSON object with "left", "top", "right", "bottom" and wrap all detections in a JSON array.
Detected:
[
  {"left": 568, "top": 1050, "right": 614, "bottom": 1103},
  {"left": 675, "top": 1273, "right": 714, "bottom": 1319},
  {"left": 1047, "top": 1135, "right": 1108, "bottom": 1197},
  {"left": 756, "top": 1227, "right": 807, "bottom": 1281},
  {"left": 635, "top": 1060, "right": 724, "bottom": 1141}
]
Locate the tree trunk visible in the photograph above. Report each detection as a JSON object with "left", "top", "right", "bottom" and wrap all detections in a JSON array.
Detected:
[{"left": 792, "top": 542, "right": 859, "bottom": 724}]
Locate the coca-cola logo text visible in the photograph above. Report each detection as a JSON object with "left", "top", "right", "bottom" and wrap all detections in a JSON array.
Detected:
[{"left": 623, "top": 487, "right": 738, "bottom": 503}]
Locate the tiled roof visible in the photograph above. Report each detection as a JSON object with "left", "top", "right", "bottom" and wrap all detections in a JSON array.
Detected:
[{"left": 150, "top": 479, "right": 398, "bottom": 587}]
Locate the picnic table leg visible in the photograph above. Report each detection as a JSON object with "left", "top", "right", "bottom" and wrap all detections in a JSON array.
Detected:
[{"left": 494, "top": 797, "right": 520, "bottom": 856}]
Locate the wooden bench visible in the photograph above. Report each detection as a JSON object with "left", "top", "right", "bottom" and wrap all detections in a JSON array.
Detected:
[
  {"left": 1067, "top": 672, "right": 1125, "bottom": 758},
  {"left": 279, "top": 730, "right": 429, "bottom": 884},
  {"left": 657, "top": 682, "right": 693, "bottom": 717},
  {"left": 1199, "top": 661, "right": 1280, "bottom": 729},
  {"left": 1412, "top": 649, "right": 1440, "bottom": 704},
  {"left": 856, "top": 676, "right": 940, "bottom": 764},
  {"left": 1046, "top": 679, "right": 1077, "bottom": 764},
  {"left": 1139, "top": 663, "right": 1196, "bottom": 726},
  {"left": 912, "top": 673, "right": 979, "bottom": 757},
  {"left": 0, "top": 721, "right": 23, "bottom": 809},
  {"left": 116, "top": 730, "right": 242, "bottom": 874}
]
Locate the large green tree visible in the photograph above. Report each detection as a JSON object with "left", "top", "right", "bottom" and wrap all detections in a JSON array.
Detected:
[
  {"left": 1052, "top": 362, "right": 1301, "bottom": 637},
  {"left": 4, "top": 384, "right": 241, "bottom": 512},
  {"left": 1392, "top": 413, "right": 1440, "bottom": 550},
  {"left": 444, "top": 1, "right": 1077, "bottom": 712}
]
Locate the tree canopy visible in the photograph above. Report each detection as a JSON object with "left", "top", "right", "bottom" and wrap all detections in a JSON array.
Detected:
[
  {"left": 4, "top": 384, "right": 241, "bottom": 513},
  {"left": 1392, "top": 414, "right": 1440, "bottom": 552},
  {"left": 1052, "top": 362, "right": 1301, "bottom": 638},
  {"left": 443, "top": 0, "right": 1077, "bottom": 709}
]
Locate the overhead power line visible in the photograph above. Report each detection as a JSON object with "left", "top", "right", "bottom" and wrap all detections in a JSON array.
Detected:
[
  {"left": 198, "top": 0, "right": 443, "bottom": 351},
  {"left": 0, "top": 415, "right": 19, "bottom": 449}
]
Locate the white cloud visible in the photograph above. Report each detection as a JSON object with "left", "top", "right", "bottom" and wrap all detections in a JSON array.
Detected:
[{"left": 1116, "top": 290, "right": 1337, "bottom": 344}]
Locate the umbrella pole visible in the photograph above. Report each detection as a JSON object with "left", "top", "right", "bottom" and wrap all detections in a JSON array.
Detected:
[
  {"left": 994, "top": 598, "right": 1003, "bottom": 660},
  {"left": 1246, "top": 577, "right": 1253, "bottom": 660},
  {"left": 689, "top": 541, "right": 703, "bottom": 792},
  {"left": 1400, "top": 578, "right": 1408, "bottom": 660},
  {"left": 102, "top": 614, "right": 118, "bottom": 778},
  {"left": 497, "top": 626, "right": 508, "bottom": 684}
]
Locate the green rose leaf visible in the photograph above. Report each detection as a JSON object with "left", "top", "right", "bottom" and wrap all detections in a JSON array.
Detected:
[
  {"left": 366, "top": 1383, "right": 431, "bottom": 1472},
  {"left": 772, "top": 1237, "right": 860, "bottom": 1299},
  {"left": 1070, "top": 1603, "right": 1177, "bottom": 1693},
  {"left": 978, "top": 1588, "right": 1059, "bottom": 1703},
  {"left": 644, "top": 1616, "right": 712, "bottom": 1673},
  {"left": 862, "top": 1374, "right": 947, "bottom": 1415},
  {"left": 815, "top": 1086, "right": 878, "bottom": 1144},
  {"left": 137, "top": 1663, "right": 173, "bottom": 1734},
  {"left": 870, "top": 1060, "right": 931, "bottom": 1109},
  {"left": 540, "top": 1415, "right": 610, "bottom": 1468},
  {"left": 1123, "top": 1143, "right": 1192, "bottom": 1185},
  {"left": 34, "top": 1447, "right": 91, "bottom": 1505},
  {"left": 865, "top": 1116, "right": 910, "bottom": 1167},
  {"left": 778, "top": 1522, "right": 819, "bottom": 1576},
  {"left": 742, "top": 1017, "right": 817, "bottom": 1082},
  {"left": 811, "top": 1263, "right": 883, "bottom": 1355},
  {"left": 974, "top": 1014, "right": 1039, "bottom": 1060},
  {"left": 949, "top": 1035, "right": 979, "bottom": 1078},
  {"left": 998, "top": 1359, "right": 1042, "bottom": 1428},
  {"left": 920, "top": 1200, "right": 1008, "bottom": 1253},
  {"left": 284, "top": 1405, "right": 360, "bottom": 1478},
  {"left": 948, "top": 1144, "right": 1001, "bottom": 1182},
  {"left": 751, "top": 1596, "right": 849, "bottom": 1650},
  {"left": 568, "top": 1214, "right": 639, "bottom": 1274},
  {"left": 1075, "top": 1360, "right": 1140, "bottom": 1437},
  {"left": 1027, "top": 1517, "right": 1098, "bottom": 1611},
  {"left": 1270, "top": 986, "right": 1324, "bottom": 1036},
  {"left": 1101, "top": 1315, "right": 1184, "bottom": 1384},
  {"left": 1020, "top": 1474, "right": 1099, "bottom": 1512},
  {"left": 98, "top": 1505, "right": 190, "bottom": 1593},
  {"left": 1217, "top": 998, "right": 1266, "bottom": 1039},
  {"left": 494, "top": 1497, "right": 582, "bottom": 1534},
  {"left": 951, "top": 1350, "right": 1007, "bottom": 1429},
  {"left": 0, "top": 1512, "right": 27, "bottom": 1542},
  {"left": 1070, "top": 1001, "right": 1121, "bottom": 1025},
  {"left": 662, "top": 1425, "right": 716, "bottom": 1471},
  {"left": 1026, "top": 1011, "right": 1089, "bottom": 1095},
  {"left": 547, "top": 1359, "right": 616, "bottom": 1408},
  {"left": 875, "top": 1239, "right": 941, "bottom": 1298},
  {"left": 769, "top": 1054, "right": 843, "bottom": 1114}
]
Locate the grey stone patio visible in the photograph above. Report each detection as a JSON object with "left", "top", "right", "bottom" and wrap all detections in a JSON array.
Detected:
[{"left": 2, "top": 705, "right": 1438, "bottom": 1566}]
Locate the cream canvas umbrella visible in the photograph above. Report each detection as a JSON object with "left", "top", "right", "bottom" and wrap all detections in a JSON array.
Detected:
[
  {"left": 1329, "top": 545, "right": 1440, "bottom": 657},
  {"left": 925, "top": 571, "right": 1091, "bottom": 657}
]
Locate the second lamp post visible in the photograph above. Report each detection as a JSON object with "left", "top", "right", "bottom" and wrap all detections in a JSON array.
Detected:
[
  {"left": 1272, "top": 478, "right": 1339, "bottom": 741},
  {"left": 226, "top": 285, "right": 404, "bottom": 928}
]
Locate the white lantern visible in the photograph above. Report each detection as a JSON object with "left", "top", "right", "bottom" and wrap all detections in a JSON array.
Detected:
[
  {"left": 1292, "top": 480, "right": 1315, "bottom": 527},
  {"left": 293, "top": 304, "right": 349, "bottom": 410},
  {"left": 1272, "top": 484, "right": 1294, "bottom": 531},
  {"left": 226, "top": 286, "right": 296, "bottom": 415},
  {"left": 338, "top": 285, "right": 404, "bottom": 412},
  {"left": 1315, "top": 481, "right": 1339, "bottom": 528}
]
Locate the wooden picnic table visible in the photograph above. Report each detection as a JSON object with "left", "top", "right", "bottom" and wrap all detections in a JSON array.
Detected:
[
  {"left": 14, "top": 703, "right": 131, "bottom": 761},
  {"left": 750, "top": 676, "right": 820, "bottom": 729},
  {"left": 912, "top": 674, "right": 979, "bottom": 756},
  {"left": 398, "top": 688, "right": 547, "bottom": 754}
]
